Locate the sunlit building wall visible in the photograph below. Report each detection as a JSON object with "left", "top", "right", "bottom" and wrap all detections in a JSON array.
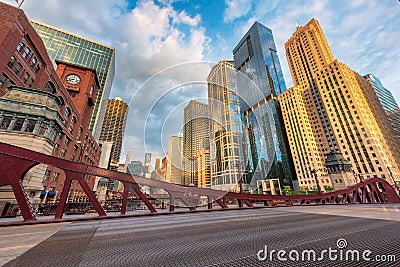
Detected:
[
  {"left": 285, "top": 18, "right": 400, "bottom": 185},
  {"left": 279, "top": 86, "right": 332, "bottom": 191}
]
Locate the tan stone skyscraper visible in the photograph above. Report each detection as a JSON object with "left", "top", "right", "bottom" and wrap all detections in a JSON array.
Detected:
[
  {"left": 279, "top": 86, "right": 332, "bottom": 191},
  {"left": 99, "top": 97, "right": 128, "bottom": 171},
  {"left": 283, "top": 18, "right": 400, "bottom": 187}
]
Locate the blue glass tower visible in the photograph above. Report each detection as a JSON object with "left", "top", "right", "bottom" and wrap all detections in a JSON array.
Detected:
[
  {"left": 233, "top": 22, "right": 295, "bottom": 189},
  {"left": 364, "top": 74, "right": 399, "bottom": 112}
]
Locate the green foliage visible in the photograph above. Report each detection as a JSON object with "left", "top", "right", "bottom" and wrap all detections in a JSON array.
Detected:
[{"left": 324, "top": 186, "right": 334, "bottom": 192}]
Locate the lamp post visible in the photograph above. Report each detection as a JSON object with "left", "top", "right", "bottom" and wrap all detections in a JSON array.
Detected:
[{"left": 310, "top": 169, "right": 322, "bottom": 195}]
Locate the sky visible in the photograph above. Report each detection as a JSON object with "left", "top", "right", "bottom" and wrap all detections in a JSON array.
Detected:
[{"left": 2, "top": 0, "right": 400, "bottom": 167}]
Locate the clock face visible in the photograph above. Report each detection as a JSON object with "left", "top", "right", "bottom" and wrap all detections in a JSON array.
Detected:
[{"left": 66, "top": 74, "right": 81, "bottom": 85}]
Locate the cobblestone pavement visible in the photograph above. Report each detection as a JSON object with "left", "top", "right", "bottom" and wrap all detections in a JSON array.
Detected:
[{"left": 2, "top": 205, "right": 400, "bottom": 266}]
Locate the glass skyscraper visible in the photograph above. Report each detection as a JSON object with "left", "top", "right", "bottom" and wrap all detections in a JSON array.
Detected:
[
  {"left": 207, "top": 60, "right": 245, "bottom": 192},
  {"left": 30, "top": 20, "right": 115, "bottom": 140},
  {"left": 364, "top": 74, "right": 399, "bottom": 112},
  {"left": 232, "top": 22, "right": 295, "bottom": 190}
]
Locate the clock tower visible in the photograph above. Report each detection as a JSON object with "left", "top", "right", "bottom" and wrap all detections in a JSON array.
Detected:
[{"left": 55, "top": 60, "right": 100, "bottom": 129}]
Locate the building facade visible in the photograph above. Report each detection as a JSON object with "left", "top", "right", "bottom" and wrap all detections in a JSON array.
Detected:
[
  {"left": 207, "top": 60, "right": 245, "bottom": 191},
  {"left": 31, "top": 20, "right": 115, "bottom": 140},
  {"left": 279, "top": 86, "right": 332, "bottom": 191},
  {"left": 233, "top": 22, "right": 295, "bottom": 191},
  {"left": 127, "top": 160, "right": 143, "bottom": 176},
  {"left": 0, "top": 2, "right": 100, "bottom": 215},
  {"left": 182, "top": 100, "right": 209, "bottom": 186},
  {"left": 285, "top": 18, "right": 400, "bottom": 186},
  {"left": 99, "top": 97, "right": 128, "bottom": 171},
  {"left": 387, "top": 108, "right": 400, "bottom": 140},
  {"left": 166, "top": 136, "right": 183, "bottom": 184},
  {"left": 364, "top": 74, "right": 399, "bottom": 112}
]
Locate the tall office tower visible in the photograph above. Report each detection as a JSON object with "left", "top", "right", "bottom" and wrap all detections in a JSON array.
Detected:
[
  {"left": 155, "top": 157, "right": 161, "bottom": 171},
  {"left": 279, "top": 86, "right": 332, "bottom": 191},
  {"left": 99, "top": 97, "right": 128, "bottom": 171},
  {"left": 30, "top": 20, "right": 115, "bottom": 140},
  {"left": 233, "top": 22, "right": 295, "bottom": 190},
  {"left": 364, "top": 74, "right": 399, "bottom": 112},
  {"left": 166, "top": 136, "right": 183, "bottom": 184},
  {"left": 182, "top": 100, "right": 209, "bottom": 186},
  {"left": 207, "top": 60, "right": 245, "bottom": 191},
  {"left": 143, "top": 152, "right": 152, "bottom": 177},
  {"left": 285, "top": 18, "right": 400, "bottom": 185}
]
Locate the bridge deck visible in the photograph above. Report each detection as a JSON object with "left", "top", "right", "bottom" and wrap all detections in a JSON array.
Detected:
[{"left": 2, "top": 205, "right": 399, "bottom": 266}]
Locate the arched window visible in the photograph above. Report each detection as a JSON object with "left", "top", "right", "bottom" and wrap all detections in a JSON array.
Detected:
[{"left": 46, "top": 81, "right": 56, "bottom": 94}]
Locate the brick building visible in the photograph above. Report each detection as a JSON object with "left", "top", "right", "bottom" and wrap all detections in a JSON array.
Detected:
[{"left": 0, "top": 2, "right": 101, "bottom": 215}]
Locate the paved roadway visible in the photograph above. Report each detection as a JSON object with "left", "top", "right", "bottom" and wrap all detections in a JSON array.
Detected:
[{"left": 1, "top": 205, "right": 400, "bottom": 266}]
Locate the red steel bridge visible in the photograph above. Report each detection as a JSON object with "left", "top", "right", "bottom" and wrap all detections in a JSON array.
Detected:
[{"left": 0, "top": 142, "right": 399, "bottom": 223}]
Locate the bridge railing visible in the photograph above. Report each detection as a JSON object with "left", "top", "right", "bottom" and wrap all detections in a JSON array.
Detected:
[{"left": 0, "top": 142, "right": 399, "bottom": 223}]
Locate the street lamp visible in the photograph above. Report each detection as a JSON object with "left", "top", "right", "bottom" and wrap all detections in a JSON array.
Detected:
[{"left": 310, "top": 168, "right": 322, "bottom": 195}]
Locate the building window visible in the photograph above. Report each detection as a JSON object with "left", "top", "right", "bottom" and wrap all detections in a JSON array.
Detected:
[
  {"left": 24, "top": 119, "right": 36, "bottom": 133},
  {"left": 14, "top": 63, "right": 23, "bottom": 75},
  {"left": 0, "top": 73, "right": 8, "bottom": 89},
  {"left": 53, "top": 143, "right": 59, "bottom": 153},
  {"left": 64, "top": 107, "right": 71, "bottom": 118},
  {"left": 52, "top": 172, "right": 59, "bottom": 182},
  {"left": 71, "top": 155, "right": 75, "bottom": 161},
  {"left": 0, "top": 116, "right": 12, "bottom": 130},
  {"left": 64, "top": 137, "right": 70, "bottom": 146},
  {"left": 38, "top": 122, "right": 48, "bottom": 135},
  {"left": 44, "top": 170, "right": 51, "bottom": 180},
  {"left": 17, "top": 42, "right": 25, "bottom": 51},
  {"left": 12, "top": 117, "right": 24, "bottom": 131},
  {"left": 35, "top": 64, "right": 41, "bottom": 74},
  {"left": 22, "top": 72, "right": 30, "bottom": 84},
  {"left": 22, "top": 47, "right": 31, "bottom": 59},
  {"left": 46, "top": 81, "right": 56, "bottom": 93},
  {"left": 28, "top": 78, "right": 34, "bottom": 88},
  {"left": 61, "top": 148, "right": 67, "bottom": 158},
  {"left": 30, "top": 57, "right": 37, "bottom": 68},
  {"left": 7, "top": 56, "right": 16, "bottom": 69}
]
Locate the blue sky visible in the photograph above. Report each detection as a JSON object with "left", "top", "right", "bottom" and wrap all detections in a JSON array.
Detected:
[{"left": 2, "top": 0, "right": 399, "bottom": 165}]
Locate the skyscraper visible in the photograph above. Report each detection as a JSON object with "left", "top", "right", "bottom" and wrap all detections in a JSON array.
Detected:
[
  {"left": 143, "top": 152, "right": 152, "bottom": 177},
  {"left": 99, "top": 97, "right": 128, "bottom": 171},
  {"left": 285, "top": 18, "right": 400, "bottom": 185},
  {"left": 182, "top": 100, "right": 209, "bottom": 186},
  {"left": 387, "top": 108, "right": 400, "bottom": 140},
  {"left": 233, "top": 22, "right": 295, "bottom": 190},
  {"left": 155, "top": 157, "right": 161, "bottom": 171},
  {"left": 207, "top": 60, "right": 245, "bottom": 191},
  {"left": 166, "top": 136, "right": 183, "bottom": 184},
  {"left": 279, "top": 86, "right": 332, "bottom": 191},
  {"left": 364, "top": 74, "right": 399, "bottom": 112},
  {"left": 30, "top": 20, "right": 115, "bottom": 140}
]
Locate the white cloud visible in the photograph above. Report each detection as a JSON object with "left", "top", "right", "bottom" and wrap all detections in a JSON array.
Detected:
[
  {"left": 4, "top": 0, "right": 212, "bottom": 163},
  {"left": 223, "top": 0, "right": 253, "bottom": 23}
]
